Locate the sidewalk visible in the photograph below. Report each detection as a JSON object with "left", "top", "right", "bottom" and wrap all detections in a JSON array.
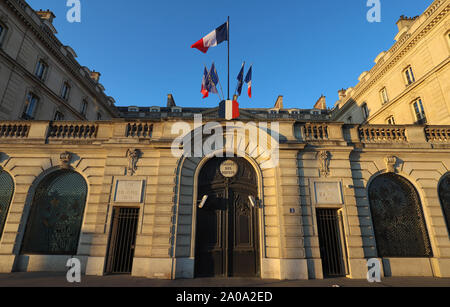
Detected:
[{"left": 0, "top": 272, "right": 449, "bottom": 287}]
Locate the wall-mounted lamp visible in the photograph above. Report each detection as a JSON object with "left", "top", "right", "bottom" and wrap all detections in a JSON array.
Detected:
[
  {"left": 248, "top": 195, "right": 256, "bottom": 208},
  {"left": 198, "top": 195, "right": 208, "bottom": 208}
]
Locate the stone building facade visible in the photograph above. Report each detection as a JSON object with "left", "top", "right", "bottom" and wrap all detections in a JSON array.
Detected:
[
  {"left": 0, "top": 0, "right": 448, "bottom": 281},
  {"left": 0, "top": 116, "right": 449, "bottom": 279},
  {"left": 0, "top": 0, "right": 118, "bottom": 121},
  {"left": 333, "top": 0, "right": 450, "bottom": 126}
]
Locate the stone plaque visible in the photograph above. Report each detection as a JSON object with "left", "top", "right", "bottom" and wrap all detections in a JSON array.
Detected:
[
  {"left": 114, "top": 180, "right": 144, "bottom": 203},
  {"left": 314, "top": 182, "right": 343, "bottom": 205},
  {"left": 220, "top": 160, "right": 238, "bottom": 178}
]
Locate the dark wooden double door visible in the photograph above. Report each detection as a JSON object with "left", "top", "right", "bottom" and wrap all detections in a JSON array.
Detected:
[{"left": 195, "top": 158, "right": 260, "bottom": 277}]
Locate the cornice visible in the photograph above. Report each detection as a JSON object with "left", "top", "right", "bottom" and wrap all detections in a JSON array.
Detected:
[{"left": 3, "top": 0, "right": 119, "bottom": 117}]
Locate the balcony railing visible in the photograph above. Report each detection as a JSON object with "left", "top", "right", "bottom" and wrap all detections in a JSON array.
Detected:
[
  {"left": 47, "top": 122, "right": 98, "bottom": 139},
  {"left": 0, "top": 122, "right": 30, "bottom": 138},
  {"left": 359, "top": 126, "right": 407, "bottom": 143},
  {"left": 0, "top": 121, "right": 448, "bottom": 146},
  {"left": 425, "top": 126, "right": 450, "bottom": 142}
]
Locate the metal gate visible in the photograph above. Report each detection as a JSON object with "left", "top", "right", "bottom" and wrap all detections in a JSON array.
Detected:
[
  {"left": 316, "top": 209, "right": 348, "bottom": 277},
  {"left": 106, "top": 207, "right": 139, "bottom": 274}
]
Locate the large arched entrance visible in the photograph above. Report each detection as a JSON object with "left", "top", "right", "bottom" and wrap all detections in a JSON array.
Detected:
[{"left": 194, "top": 157, "right": 260, "bottom": 277}]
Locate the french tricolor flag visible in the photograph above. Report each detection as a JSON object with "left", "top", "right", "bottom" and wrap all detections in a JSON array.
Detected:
[
  {"left": 191, "top": 22, "right": 228, "bottom": 53},
  {"left": 245, "top": 65, "right": 252, "bottom": 98},
  {"left": 219, "top": 100, "right": 239, "bottom": 120}
]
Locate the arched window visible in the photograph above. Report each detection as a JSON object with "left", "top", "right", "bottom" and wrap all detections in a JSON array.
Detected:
[
  {"left": 21, "top": 170, "right": 87, "bottom": 255},
  {"left": 368, "top": 173, "right": 432, "bottom": 257},
  {"left": 0, "top": 170, "right": 14, "bottom": 240},
  {"left": 439, "top": 173, "right": 450, "bottom": 235}
]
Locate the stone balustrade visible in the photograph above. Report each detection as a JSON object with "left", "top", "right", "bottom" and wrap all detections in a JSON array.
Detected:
[
  {"left": 47, "top": 122, "right": 98, "bottom": 139},
  {"left": 0, "top": 122, "right": 30, "bottom": 138},
  {"left": 0, "top": 121, "right": 448, "bottom": 147},
  {"left": 358, "top": 126, "right": 407, "bottom": 143},
  {"left": 425, "top": 126, "right": 450, "bottom": 142}
]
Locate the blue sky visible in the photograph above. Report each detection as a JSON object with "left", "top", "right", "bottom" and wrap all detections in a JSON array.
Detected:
[{"left": 27, "top": 0, "right": 431, "bottom": 109}]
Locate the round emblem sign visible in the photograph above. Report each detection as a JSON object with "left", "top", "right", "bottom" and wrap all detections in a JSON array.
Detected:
[{"left": 220, "top": 160, "right": 238, "bottom": 178}]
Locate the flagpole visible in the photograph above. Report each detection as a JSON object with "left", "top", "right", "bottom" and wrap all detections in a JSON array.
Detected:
[{"left": 227, "top": 16, "right": 230, "bottom": 101}]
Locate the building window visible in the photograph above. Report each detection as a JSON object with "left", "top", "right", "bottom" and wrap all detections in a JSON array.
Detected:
[
  {"left": 412, "top": 98, "right": 427, "bottom": 124},
  {"left": 362, "top": 103, "right": 369, "bottom": 120},
  {"left": 368, "top": 173, "right": 432, "bottom": 257},
  {"left": 0, "top": 170, "right": 14, "bottom": 241},
  {"left": 97, "top": 112, "right": 102, "bottom": 120},
  {"left": 386, "top": 116, "right": 396, "bottom": 125},
  {"left": 21, "top": 92, "right": 39, "bottom": 120},
  {"left": 61, "top": 82, "right": 71, "bottom": 100},
  {"left": 80, "top": 100, "right": 88, "bottom": 116},
  {"left": 380, "top": 87, "right": 389, "bottom": 104},
  {"left": 404, "top": 66, "right": 416, "bottom": 85},
  {"left": 53, "top": 111, "right": 65, "bottom": 121},
  {"left": 21, "top": 170, "right": 88, "bottom": 255},
  {"left": 0, "top": 23, "right": 6, "bottom": 46},
  {"left": 35, "top": 60, "right": 48, "bottom": 81}
]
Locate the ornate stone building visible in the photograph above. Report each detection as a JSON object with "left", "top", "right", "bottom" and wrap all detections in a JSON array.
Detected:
[
  {"left": 0, "top": 0, "right": 449, "bottom": 281},
  {"left": 333, "top": 0, "right": 449, "bottom": 126},
  {"left": 0, "top": 0, "right": 118, "bottom": 121}
]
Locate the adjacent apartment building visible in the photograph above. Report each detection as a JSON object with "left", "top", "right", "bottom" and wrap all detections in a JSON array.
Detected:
[
  {"left": 332, "top": 0, "right": 449, "bottom": 126},
  {"left": 0, "top": 0, "right": 118, "bottom": 121}
]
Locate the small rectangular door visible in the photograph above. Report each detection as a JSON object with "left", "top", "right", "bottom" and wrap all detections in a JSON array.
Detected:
[
  {"left": 316, "top": 209, "right": 347, "bottom": 277},
  {"left": 106, "top": 207, "right": 139, "bottom": 274}
]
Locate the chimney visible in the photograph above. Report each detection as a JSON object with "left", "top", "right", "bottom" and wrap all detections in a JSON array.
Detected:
[
  {"left": 314, "top": 95, "right": 327, "bottom": 110},
  {"left": 36, "top": 10, "right": 56, "bottom": 23},
  {"left": 274, "top": 96, "right": 283, "bottom": 109},
  {"left": 90, "top": 71, "right": 101, "bottom": 83},
  {"left": 338, "top": 88, "right": 347, "bottom": 100},
  {"left": 396, "top": 15, "right": 419, "bottom": 32},
  {"left": 167, "top": 94, "right": 176, "bottom": 107}
]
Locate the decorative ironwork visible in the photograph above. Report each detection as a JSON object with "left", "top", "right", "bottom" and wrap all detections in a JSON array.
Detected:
[
  {"left": 21, "top": 170, "right": 87, "bottom": 255},
  {"left": 316, "top": 209, "right": 347, "bottom": 277},
  {"left": 368, "top": 173, "right": 432, "bottom": 257},
  {"left": 235, "top": 194, "right": 250, "bottom": 216},
  {"left": 106, "top": 207, "right": 139, "bottom": 274},
  {"left": 0, "top": 171, "right": 14, "bottom": 240},
  {"left": 439, "top": 173, "right": 450, "bottom": 235}
]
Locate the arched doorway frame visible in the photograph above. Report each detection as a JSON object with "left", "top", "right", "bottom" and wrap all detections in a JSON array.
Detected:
[
  {"left": 191, "top": 151, "right": 265, "bottom": 273},
  {"left": 0, "top": 168, "right": 15, "bottom": 242},
  {"left": 438, "top": 172, "right": 450, "bottom": 237},
  {"left": 171, "top": 122, "right": 282, "bottom": 278}
]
